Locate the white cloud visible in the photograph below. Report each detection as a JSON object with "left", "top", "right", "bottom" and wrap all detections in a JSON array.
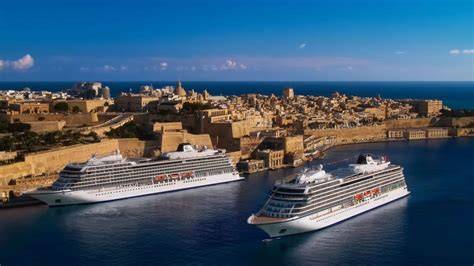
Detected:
[
  {"left": 299, "top": 43, "right": 307, "bottom": 49},
  {"left": 222, "top": 59, "right": 237, "bottom": 70},
  {"left": 0, "top": 54, "right": 35, "bottom": 71},
  {"left": 120, "top": 65, "right": 128, "bottom": 71},
  {"left": 345, "top": 66, "right": 353, "bottom": 71},
  {"left": 11, "top": 54, "right": 35, "bottom": 70},
  {"left": 159, "top": 62, "right": 168, "bottom": 70},
  {"left": 449, "top": 49, "right": 461, "bottom": 55},
  {"left": 449, "top": 49, "right": 474, "bottom": 55},
  {"left": 102, "top": 65, "right": 116, "bottom": 71},
  {"left": 79, "top": 66, "right": 89, "bottom": 72},
  {"left": 220, "top": 59, "right": 247, "bottom": 70},
  {"left": 395, "top": 51, "right": 405, "bottom": 55}
]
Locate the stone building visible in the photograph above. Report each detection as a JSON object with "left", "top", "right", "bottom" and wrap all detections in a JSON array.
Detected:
[
  {"left": 284, "top": 135, "right": 304, "bottom": 154},
  {"left": 255, "top": 149, "right": 284, "bottom": 169},
  {"left": 405, "top": 100, "right": 443, "bottom": 117},
  {"left": 425, "top": 128, "right": 449, "bottom": 138},
  {"left": 282, "top": 87, "right": 295, "bottom": 99},
  {"left": 72, "top": 82, "right": 111, "bottom": 99},
  {"left": 404, "top": 129, "right": 426, "bottom": 140},
  {"left": 9, "top": 102, "right": 50, "bottom": 114},
  {"left": 387, "top": 129, "right": 404, "bottom": 139},
  {"left": 152, "top": 122, "right": 183, "bottom": 133},
  {"left": 114, "top": 94, "right": 160, "bottom": 112},
  {"left": 283, "top": 135, "right": 304, "bottom": 166},
  {"left": 237, "top": 159, "right": 266, "bottom": 174},
  {"left": 174, "top": 81, "right": 187, "bottom": 97},
  {"left": 58, "top": 99, "right": 110, "bottom": 113}
]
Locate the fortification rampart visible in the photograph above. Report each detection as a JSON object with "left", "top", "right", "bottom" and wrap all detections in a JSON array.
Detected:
[
  {"left": 160, "top": 131, "right": 213, "bottom": 152},
  {"left": 0, "top": 113, "right": 98, "bottom": 127},
  {"left": 0, "top": 138, "right": 159, "bottom": 185}
]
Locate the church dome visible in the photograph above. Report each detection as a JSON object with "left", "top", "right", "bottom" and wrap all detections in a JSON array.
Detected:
[{"left": 174, "top": 81, "right": 187, "bottom": 96}]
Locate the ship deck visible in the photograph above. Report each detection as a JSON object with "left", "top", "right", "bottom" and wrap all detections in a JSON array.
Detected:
[{"left": 249, "top": 215, "right": 290, "bottom": 225}]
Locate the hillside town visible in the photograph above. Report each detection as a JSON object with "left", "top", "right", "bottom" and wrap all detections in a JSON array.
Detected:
[{"left": 1, "top": 81, "right": 473, "bottom": 207}]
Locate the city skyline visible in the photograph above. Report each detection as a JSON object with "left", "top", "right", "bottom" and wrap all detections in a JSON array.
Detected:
[{"left": 0, "top": 0, "right": 473, "bottom": 81}]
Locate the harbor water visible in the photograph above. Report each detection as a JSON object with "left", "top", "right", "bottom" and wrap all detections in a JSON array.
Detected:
[{"left": 1, "top": 138, "right": 473, "bottom": 265}]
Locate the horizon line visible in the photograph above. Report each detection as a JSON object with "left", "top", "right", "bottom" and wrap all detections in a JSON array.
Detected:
[{"left": 0, "top": 80, "right": 473, "bottom": 83}]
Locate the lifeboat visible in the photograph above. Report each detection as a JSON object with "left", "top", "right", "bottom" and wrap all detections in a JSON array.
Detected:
[
  {"left": 354, "top": 194, "right": 363, "bottom": 201},
  {"left": 169, "top": 173, "right": 180, "bottom": 180},
  {"left": 364, "top": 191, "right": 371, "bottom": 197},
  {"left": 371, "top": 187, "right": 380, "bottom": 194},
  {"left": 181, "top": 172, "right": 194, "bottom": 178},
  {"left": 154, "top": 175, "right": 167, "bottom": 182}
]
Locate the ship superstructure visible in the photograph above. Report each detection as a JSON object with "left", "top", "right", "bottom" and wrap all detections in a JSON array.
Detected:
[
  {"left": 248, "top": 154, "right": 409, "bottom": 237},
  {"left": 27, "top": 144, "right": 243, "bottom": 206}
]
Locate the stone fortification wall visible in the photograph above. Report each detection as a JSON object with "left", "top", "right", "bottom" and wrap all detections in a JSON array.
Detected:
[
  {"left": 0, "top": 162, "right": 32, "bottom": 185},
  {"left": 0, "top": 138, "right": 158, "bottom": 185},
  {"left": 284, "top": 135, "right": 304, "bottom": 153},
  {"left": 305, "top": 125, "right": 387, "bottom": 144},
  {"left": 0, "top": 113, "right": 98, "bottom": 127},
  {"left": 384, "top": 118, "right": 432, "bottom": 129},
  {"left": 0, "top": 151, "right": 17, "bottom": 161},
  {"left": 27, "top": 120, "right": 66, "bottom": 133},
  {"left": 304, "top": 118, "right": 437, "bottom": 144},
  {"left": 22, "top": 140, "right": 122, "bottom": 177},
  {"left": 153, "top": 122, "right": 183, "bottom": 133},
  {"left": 435, "top": 117, "right": 474, "bottom": 128},
  {"left": 117, "top": 138, "right": 159, "bottom": 157},
  {"left": 160, "top": 131, "right": 213, "bottom": 152}
]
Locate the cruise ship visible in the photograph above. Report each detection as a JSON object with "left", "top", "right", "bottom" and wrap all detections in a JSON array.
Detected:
[
  {"left": 248, "top": 154, "right": 410, "bottom": 237},
  {"left": 27, "top": 144, "right": 244, "bottom": 206}
]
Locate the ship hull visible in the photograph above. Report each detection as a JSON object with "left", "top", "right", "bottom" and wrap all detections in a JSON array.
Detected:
[
  {"left": 27, "top": 173, "right": 244, "bottom": 207},
  {"left": 253, "top": 186, "right": 410, "bottom": 238}
]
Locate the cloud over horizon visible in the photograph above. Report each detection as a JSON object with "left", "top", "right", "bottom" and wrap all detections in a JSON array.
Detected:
[
  {"left": 0, "top": 54, "right": 35, "bottom": 71},
  {"left": 450, "top": 49, "right": 474, "bottom": 55},
  {"left": 220, "top": 59, "right": 247, "bottom": 70},
  {"left": 160, "top": 62, "right": 168, "bottom": 70}
]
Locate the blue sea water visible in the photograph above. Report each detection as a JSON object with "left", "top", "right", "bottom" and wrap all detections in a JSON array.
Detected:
[
  {"left": 0, "top": 81, "right": 473, "bottom": 109},
  {"left": 0, "top": 138, "right": 473, "bottom": 265}
]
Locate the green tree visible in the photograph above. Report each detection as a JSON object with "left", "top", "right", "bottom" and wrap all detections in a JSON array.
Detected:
[
  {"left": 0, "top": 121, "right": 8, "bottom": 133},
  {"left": 53, "top": 102, "right": 69, "bottom": 112},
  {"left": 8, "top": 123, "right": 31, "bottom": 133},
  {"left": 181, "top": 102, "right": 212, "bottom": 113},
  {"left": 105, "top": 121, "right": 155, "bottom": 140}
]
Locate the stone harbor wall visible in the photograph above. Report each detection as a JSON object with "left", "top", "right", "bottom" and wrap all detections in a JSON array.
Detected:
[{"left": 0, "top": 138, "right": 159, "bottom": 185}]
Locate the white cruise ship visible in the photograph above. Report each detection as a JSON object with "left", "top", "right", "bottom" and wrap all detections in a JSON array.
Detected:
[
  {"left": 248, "top": 154, "right": 410, "bottom": 237},
  {"left": 27, "top": 144, "right": 243, "bottom": 206}
]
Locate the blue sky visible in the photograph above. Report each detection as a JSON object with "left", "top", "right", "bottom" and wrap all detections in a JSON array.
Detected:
[{"left": 0, "top": 0, "right": 473, "bottom": 81}]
